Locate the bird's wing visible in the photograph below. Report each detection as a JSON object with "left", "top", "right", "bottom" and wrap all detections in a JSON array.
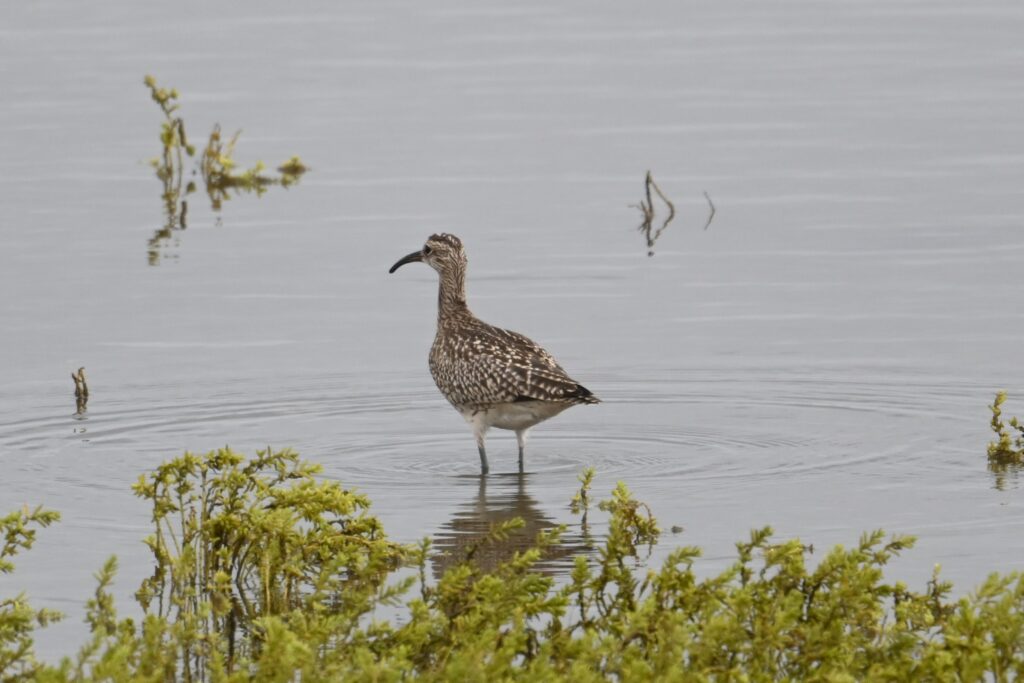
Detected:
[{"left": 432, "top": 323, "right": 589, "bottom": 407}]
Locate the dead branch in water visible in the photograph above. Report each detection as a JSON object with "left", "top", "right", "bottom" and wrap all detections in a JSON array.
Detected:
[
  {"left": 649, "top": 172, "right": 676, "bottom": 245},
  {"left": 631, "top": 173, "right": 718, "bottom": 255},
  {"left": 71, "top": 367, "right": 88, "bottom": 398},
  {"left": 71, "top": 367, "right": 89, "bottom": 414},
  {"left": 632, "top": 171, "right": 677, "bottom": 257}
]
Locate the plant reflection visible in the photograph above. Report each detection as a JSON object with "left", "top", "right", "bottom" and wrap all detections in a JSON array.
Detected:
[
  {"left": 146, "top": 163, "right": 192, "bottom": 265},
  {"left": 432, "top": 473, "right": 591, "bottom": 578},
  {"left": 988, "top": 462, "right": 1021, "bottom": 491}
]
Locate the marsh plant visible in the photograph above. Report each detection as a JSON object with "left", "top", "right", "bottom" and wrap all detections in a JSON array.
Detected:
[
  {"left": 144, "top": 75, "right": 308, "bottom": 264},
  {"left": 197, "top": 127, "right": 309, "bottom": 212},
  {"left": 144, "top": 76, "right": 194, "bottom": 265},
  {"left": 988, "top": 391, "right": 1024, "bottom": 490},
  {"left": 4, "top": 443, "right": 1024, "bottom": 680}
]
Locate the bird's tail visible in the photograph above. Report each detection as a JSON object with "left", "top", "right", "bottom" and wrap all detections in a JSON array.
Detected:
[{"left": 573, "top": 384, "right": 601, "bottom": 405}]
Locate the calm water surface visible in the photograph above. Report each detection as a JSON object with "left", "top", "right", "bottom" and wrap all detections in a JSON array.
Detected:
[{"left": 2, "top": 0, "right": 1024, "bottom": 657}]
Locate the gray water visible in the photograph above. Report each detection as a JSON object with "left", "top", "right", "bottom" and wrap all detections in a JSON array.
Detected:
[{"left": 2, "top": 0, "right": 1024, "bottom": 658}]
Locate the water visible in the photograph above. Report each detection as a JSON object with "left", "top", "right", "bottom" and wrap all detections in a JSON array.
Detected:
[{"left": 2, "top": 0, "right": 1024, "bottom": 658}]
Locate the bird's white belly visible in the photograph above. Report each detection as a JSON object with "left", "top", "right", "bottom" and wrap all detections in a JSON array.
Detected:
[{"left": 459, "top": 401, "right": 569, "bottom": 432}]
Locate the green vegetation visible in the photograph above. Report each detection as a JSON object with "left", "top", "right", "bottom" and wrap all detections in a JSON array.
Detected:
[
  {"left": 988, "top": 391, "right": 1024, "bottom": 490},
  {"left": 989, "top": 391, "right": 1024, "bottom": 466},
  {"left": 143, "top": 76, "right": 309, "bottom": 264},
  {"left": 2, "top": 392, "right": 1024, "bottom": 680},
  {"left": 198, "top": 125, "right": 306, "bottom": 211},
  {"left": 144, "top": 75, "right": 193, "bottom": 264},
  {"left": 4, "top": 442, "right": 1024, "bottom": 680},
  {"left": 1, "top": 506, "right": 62, "bottom": 680}
]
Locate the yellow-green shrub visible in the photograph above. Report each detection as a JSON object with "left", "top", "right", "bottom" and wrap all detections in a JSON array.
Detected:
[{"left": 3, "top": 446, "right": 1024, "bottom": 682}]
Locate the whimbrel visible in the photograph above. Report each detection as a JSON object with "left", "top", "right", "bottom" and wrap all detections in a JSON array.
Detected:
[{"left": 389, "top": 234, "right": 599, "bottom": 474}]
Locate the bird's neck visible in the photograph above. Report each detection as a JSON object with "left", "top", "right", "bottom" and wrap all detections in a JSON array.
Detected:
[{"left": 437, "top": 265, "right": 469, "bottom": 320}]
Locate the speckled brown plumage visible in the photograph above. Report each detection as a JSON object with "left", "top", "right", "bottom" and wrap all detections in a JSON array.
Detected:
[{"left": 389, "top": 233, "right": 599, "bottom": 474}]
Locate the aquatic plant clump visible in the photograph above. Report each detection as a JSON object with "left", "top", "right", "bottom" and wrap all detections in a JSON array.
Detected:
[
  {"left": 989, "top": 391, "right": 1024, "bottom": 465},
  {"left": 4, "top": 447, "right": 1024, "bottom": 680},
  {"left": 145, "top": 74, "right": 309, "bottom": 209},
  {"left": 143, "top": 75, "right": 309, "bottom": 263},
  {"left": 988, "top": 391, "right": 1024, "bottom": 490}
]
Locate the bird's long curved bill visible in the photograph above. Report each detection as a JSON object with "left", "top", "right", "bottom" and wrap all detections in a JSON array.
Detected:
[{"left": 389, "top": 250, "right": 423, "bottom": 273}]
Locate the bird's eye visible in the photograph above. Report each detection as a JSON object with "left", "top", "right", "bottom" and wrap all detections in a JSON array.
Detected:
[{"left": 423, "top": 245, "right": 432, "bottom": 255}]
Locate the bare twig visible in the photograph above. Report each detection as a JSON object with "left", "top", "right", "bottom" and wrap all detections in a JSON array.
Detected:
[
  {"left": 702, "top": 191, "right": 716, "bottom": 231},
  {"left": 71, "top": 367, "right": 89, "bottom": 415},
  {"left": 71, "top": 367, "right": 88, "bottom": 399},
  {"left": 628, "top": 201, "right": 653, "bottom": 225},
  {"left": 632, "top": 171, "right": 677, "bottom": 256},
  {"left": 648, "top": 174, "right": 676, "bottom": 246},
  {"left": 644, "top": 170, "right": 654, "bottom": 218}
]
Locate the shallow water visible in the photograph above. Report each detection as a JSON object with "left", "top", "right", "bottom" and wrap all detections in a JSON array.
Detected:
[{"left": 2, "top": 0, "right": 1024, "bottom": 658}]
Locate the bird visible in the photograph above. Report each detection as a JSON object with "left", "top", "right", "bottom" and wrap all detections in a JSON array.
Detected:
[{"left": 389, "top": 233, "right": 599, "bottom": 474}]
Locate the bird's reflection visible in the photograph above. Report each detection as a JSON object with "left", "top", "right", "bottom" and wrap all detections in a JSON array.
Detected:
[{"left": 432, "top": 473, "right": 591, "bottom": 578}]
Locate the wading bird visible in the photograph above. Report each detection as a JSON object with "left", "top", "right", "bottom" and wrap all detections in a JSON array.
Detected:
[{"left": 389, "top": 234, "right": 599, "bottom": 474}]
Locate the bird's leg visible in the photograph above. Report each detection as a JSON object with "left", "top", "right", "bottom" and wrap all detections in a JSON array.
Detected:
[
  {"left": 477, "top": 444, "right": 490, "bottom": 475},
  {"left": 471, "top": 417, "right": 491, "bottom": 475},
  {"left": 515, "top": 429, "right": 529, "bottom": 473},
  {"left": 475, "top": 430, "right": 490, "bottom": 475}
]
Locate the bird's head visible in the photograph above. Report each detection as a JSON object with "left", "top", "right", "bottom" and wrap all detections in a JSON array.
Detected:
[{"left": 389, "top": 233, "right": 466, "bottom": 276}]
